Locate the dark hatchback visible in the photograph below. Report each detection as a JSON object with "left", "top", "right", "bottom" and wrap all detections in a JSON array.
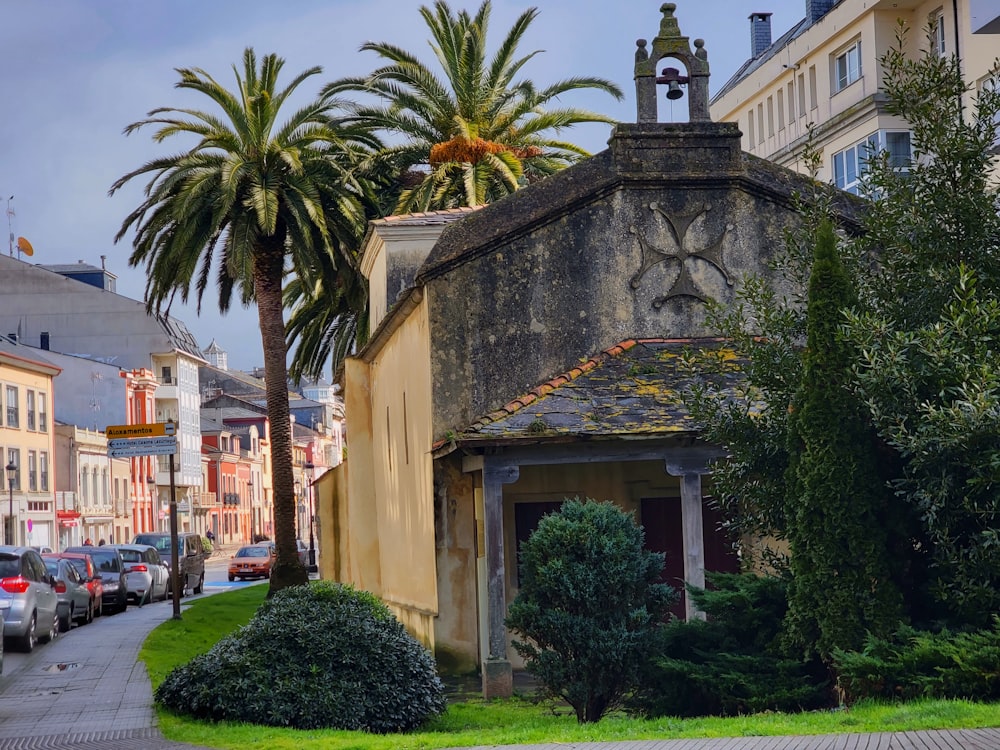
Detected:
[{"left": 63, "top": 546, "right": 128, "bottom": 615}]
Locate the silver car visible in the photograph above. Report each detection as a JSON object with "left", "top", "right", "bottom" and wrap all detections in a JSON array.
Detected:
[
  {"left": 0, "top": 546, "right": 60, "bottom": 652},
  {"left": 112, "top": 544, "right": 169, "bottom": 604},
  {"left": 43, "top": 557, "right": 93, "bottom": 631}
]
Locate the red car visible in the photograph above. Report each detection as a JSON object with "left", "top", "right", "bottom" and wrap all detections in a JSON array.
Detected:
[{"left": 47, "top": 553, "right": 104, "bottom": 618}]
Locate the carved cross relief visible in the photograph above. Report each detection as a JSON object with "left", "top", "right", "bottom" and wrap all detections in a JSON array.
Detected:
[{"left": 629, "top": 202, "right": 734, "bottom": 308}]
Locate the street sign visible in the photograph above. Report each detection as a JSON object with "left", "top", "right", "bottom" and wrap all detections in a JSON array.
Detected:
[
  {"left": 107, "top": 436, "right": 177, "bottom": 459},
  {"left": 105, "top": 422, "right": 175, "bottom": 439},
  {"left": 108, "top": 437, "right": 176, "bottom": 449}
]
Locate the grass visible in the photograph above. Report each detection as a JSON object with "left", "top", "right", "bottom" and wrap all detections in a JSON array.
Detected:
[{"left": 141, "top": 587, "right": 1000, "bottom": 750}]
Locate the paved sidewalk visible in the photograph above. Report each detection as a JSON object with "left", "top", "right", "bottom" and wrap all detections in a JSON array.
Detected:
[
  {"left": 1, "top": 591, "right": 998, "bottom": 750},
  {"left": 0, "top": 598, "right": 212, "bottom": 750}
]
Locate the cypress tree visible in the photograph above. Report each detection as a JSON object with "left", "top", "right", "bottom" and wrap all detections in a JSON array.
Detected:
[{"left": 784, "top": 220, "right": 902, "bottom": 659}]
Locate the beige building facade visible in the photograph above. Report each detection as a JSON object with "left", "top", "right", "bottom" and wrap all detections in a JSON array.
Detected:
[
  {"left": 710, "top": 0, "right": 1000, "bottom": 192},
  {"left": 0, "top": 337, "right": 60, "bottom": 549}
]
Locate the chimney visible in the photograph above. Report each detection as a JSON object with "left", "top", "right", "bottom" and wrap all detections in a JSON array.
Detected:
[
  {"left": 806, "top": 0, "right": 836, "bottom": 24},
  {"left": 750, "top": 13, "right": 773, "bottom": 58}
]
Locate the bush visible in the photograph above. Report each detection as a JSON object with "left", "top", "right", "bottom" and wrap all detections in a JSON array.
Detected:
[
  {"left": 630, "top": 573, "right": 830, "bottom": 718},
  {"left": 155, "top": 582, "right": 446, "bottom": 732},
  {"left": 833, "top": 618, "right": 1000, "bottom": 704},
  {"left": 506, "top": 498, "right": 673, "bottom": 723}
]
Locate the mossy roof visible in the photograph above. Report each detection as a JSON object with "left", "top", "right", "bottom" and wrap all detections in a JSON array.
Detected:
[{"left": 449, "top": 337, "right": 750, "bottom": 447}]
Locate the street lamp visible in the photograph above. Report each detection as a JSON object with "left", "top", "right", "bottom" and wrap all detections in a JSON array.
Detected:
[
  {"left": 248, "top": 475, "right": 255, "bottom": 542},
  {"left": 5, "top": 461, "right": 16, "bottom": 546},
  {"left": 146, "top": 474, "right": 157, "bottom": 533},
  {"left": 304, "top": 462, "right": 316, "bottom": 572}
]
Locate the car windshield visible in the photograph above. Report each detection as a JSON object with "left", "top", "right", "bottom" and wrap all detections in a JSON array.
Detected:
[
  {"left": 65, "top": 558, "right": 89, "bottom": 578},
  {"left": 133, "top": 535, "right": 180, "bottom": 555},
  {"left": 0, "top": 554, "right": 21, "bottom": 577},
  {"left": 71, "top": 550, "right": 120, "bottom": 572},
  {"left": 236, "top": 547, "right": 269, "bottom": 558}
]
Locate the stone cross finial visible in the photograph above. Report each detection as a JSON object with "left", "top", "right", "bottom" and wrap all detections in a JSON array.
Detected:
[{"left": 634, "top": 3, "right": 711, "bottom": 123}]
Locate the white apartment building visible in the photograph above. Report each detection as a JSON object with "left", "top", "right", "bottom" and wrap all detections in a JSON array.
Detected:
[{"left": 710, "top": 0, "right": 1000, "bottom": 193}]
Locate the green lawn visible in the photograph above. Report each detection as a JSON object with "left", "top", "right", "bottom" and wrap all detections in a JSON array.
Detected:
[{"left": 141, "top": 586, "right": 1000, "bottom": 750}]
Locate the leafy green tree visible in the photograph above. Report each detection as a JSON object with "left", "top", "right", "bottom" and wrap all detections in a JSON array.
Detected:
[
  {"left": 843, "top": 25, "right": 1000, "bottom": 628},
  {"left": 506, "top": 498, "right": 673, "bottom": 723},
  {"left": 111, "top": 49, "right": 376, "bottom": 591},
  {"left": 325, "top": 0, "right": 623, "bottom": 212},
  {"left": 783, "top": 220, "right": 902, "bottom": 658}
]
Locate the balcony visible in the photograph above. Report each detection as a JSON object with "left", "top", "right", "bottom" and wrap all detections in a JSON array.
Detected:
[{"left": 194, "top": 492, "right": 217, "bottom": 508}]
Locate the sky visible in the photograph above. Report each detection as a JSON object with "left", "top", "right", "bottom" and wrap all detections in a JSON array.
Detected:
[{"left": 0, "top": 0, "right": 803, "bottom": 374}]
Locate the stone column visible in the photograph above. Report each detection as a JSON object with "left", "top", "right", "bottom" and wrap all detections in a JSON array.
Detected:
[{"left": 481, "top": 462, "right": 519, "bottom": 698}]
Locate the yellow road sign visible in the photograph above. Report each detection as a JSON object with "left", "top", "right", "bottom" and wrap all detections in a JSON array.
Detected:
[{"left": 105, "top": 422, "right": 175, "bottom": 439}]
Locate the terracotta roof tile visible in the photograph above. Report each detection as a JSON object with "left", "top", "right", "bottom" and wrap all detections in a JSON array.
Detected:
[{"left": 456, "top": 337, "right": 750, "bottom": 441}]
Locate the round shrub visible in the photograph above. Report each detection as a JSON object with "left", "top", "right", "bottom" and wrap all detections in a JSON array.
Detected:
[{"left": 155, "top": 582, "right": 446, "bottom": 732}]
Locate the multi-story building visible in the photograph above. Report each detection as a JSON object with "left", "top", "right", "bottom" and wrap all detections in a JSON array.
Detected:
[
  {"left": 0, "top": 256, "right": 206, "bottom": 532},
  {"left": 53, "top": 424, "right": 128, "bottom": 546},
  {"left": 710, "top": 0, "right": 1000, "bottom": 192},
  {"left": 0, "top": 336, "right": 60, "bottom": 548}
]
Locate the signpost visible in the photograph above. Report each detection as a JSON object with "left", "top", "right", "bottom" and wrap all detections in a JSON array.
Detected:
[{"left": 105, "top": 421, "right": 182, "bottom": 620}]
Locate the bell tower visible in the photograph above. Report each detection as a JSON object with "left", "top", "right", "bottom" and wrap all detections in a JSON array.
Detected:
[{"left": 634, "top": 3, "right": 711, "bottom": 123}]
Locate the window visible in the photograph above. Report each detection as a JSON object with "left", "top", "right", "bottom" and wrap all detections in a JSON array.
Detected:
[
  {"left": 28, "top": 451, "right": 37, "bottom": 492},
  {"left": 37, "top": 393, "right": 46, "bottom": 431},
  {"left": 40, "top": 452, "right": 49, "bottom": 492},
  {"left": 980, "top": 73, "right": 1000, "bottom": 151},
  {"left": 777, "top": 89, "right": 785, "bottom": 130},
  {"left": 809, "top": 65, "right": 819, "bottom": 109},
  {"left": 160, "top": 366, "right": 172, "bottom": 385},
  {"left": 932, "top": 10, "right": 946, "bottom": 56},
  {"left": 747, "top": 109, "right": 755, "bottom": 148},
  {"left": 787, "top": 82, "right": 796, "bottom": 122},
  {"left": 5, "top": 385, "right": 17, "bottom": 428},
  {"left": 26, "top": 390, "right": 35, "bottom": 431},
  {"left": 797, "top": 73, "right": 806, "bottom": 116},
  {"left": 832, "top": 130, "right": 912, "bottom": 195},
  {"left": 834, "top": 40, "right": 862, "bottom": 92},
  {"left": 7, "top": 448, "right": 19, "bottom": 491},
  {"left": 757, "top": 103, "right": 764, "bottom": 143},
  {"left": 81, "top": 467, "right": 89, "bottom": 502},
  {"left": 767, "top": 96, "right": 775, "bottom": 137}
]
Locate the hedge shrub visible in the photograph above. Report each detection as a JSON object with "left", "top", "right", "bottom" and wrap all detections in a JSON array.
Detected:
[
  {"left": 506, "top": 498, "right": 673, "bottom": 723},
  {"left": 630, "top": 573, "right": 830, "bottom": 718},
  {"left": 155, "top": 582, "right": 446, "bottom": 732},
  {"left": 833, "top": 619, "right": 1000, "bottom": 703}
]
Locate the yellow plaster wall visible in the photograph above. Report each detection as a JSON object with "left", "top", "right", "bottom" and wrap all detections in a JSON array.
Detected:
[
  {"left": 342, "top": 358, "right": 382, "bottom": 594},
  {"left": 368, "top": 298, "right": 438, "bottom": 619}
]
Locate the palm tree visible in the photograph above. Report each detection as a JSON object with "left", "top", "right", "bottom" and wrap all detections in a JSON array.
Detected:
[
  {"left": 110, "top": 48, "right": 377, "bottom": 592},
  {"left": 284, "top": 0, "right": 623, "bottom": 383},
  {"left": 325, "top": 0, "right": 624, "bottom": 213}
]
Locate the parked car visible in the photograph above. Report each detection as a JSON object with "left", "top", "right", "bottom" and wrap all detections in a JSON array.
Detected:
[
  {"left": 56, "top": 553, "right": 104, "bottom": 617},
  {"left": 43, "top": 557, "right": 93, "bottom": 631},
  {"left": 227, "top": 544, "right": 276, "bottom": 581},
  {"left": 0, "top": 546, "right": 60, "bottom": 652},
  {"left": 63, "top": 546, "right": 128, "bottom": 615},
  {"left": 112, "top": 544, "right": 169, "bottom": 604},
  {"left": 132, "top": 533, "right": 206, "bottom": 595}
]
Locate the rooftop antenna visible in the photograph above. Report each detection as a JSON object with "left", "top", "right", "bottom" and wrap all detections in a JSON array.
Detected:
[{"left": 6, "top": 196, "right": 13, "bottom": 257}]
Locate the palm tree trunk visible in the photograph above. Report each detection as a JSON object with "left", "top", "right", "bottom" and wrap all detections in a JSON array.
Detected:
[{"left": 255, "top": 242, "right": 309, "bottom": 592}]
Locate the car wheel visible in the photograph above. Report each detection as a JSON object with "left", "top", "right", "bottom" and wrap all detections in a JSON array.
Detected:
[
  {"left": 84, "top": 599, "right": 94, "bottom": 624},
  {"left": 18, "top": 612, "right": 37, "bottom": 653},
  {"left": 227, "top": 573, "right": 235, "bottom": 582},
  {"left": 41, "top": 610, "right": 58, "bottom": 643},
  {"left": 59, "top": 606, "right": 72, "bottom": 633},
  {"left": 95, "top": 598, "right": 103, "bottom": 617},
  {"left": 193, "top": 573, "right": 204, "bottom": 595}
]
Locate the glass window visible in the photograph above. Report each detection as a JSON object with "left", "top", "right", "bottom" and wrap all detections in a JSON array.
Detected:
[
  {"left": 7, "top": 448, "right": 20, "bottom": 491},
  {"left": 26, "top": 390, "right": 35, "bottom": 431},
  {"left": 832, "top": 131, "right": 911, "bottom": 195},
  {"left": 28, "top": 451, "right": 37, "bottom": 492},
  {"left": 767, "top": 96, "right": 775, "bottom": 137},
  {"left": 5, "top": 385, "right": 18, "bottom": 428},
  {"left": 747, "top": 109, "right": 755, "bottom": 148},
  {"left": 38, "top": 393, "right": 47, "bottom": 431},
  {"left": 834, "top": 41, "right": 862, "bottom": 92},
  {"left": 932, "top": 10, "right": 946, "bottom": 56},
  {"left": 40, "top": 452, "right": 49, "bottom": 492},
  {"left": 777, "top": 89, "right": 785, "bottom": 130}
]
